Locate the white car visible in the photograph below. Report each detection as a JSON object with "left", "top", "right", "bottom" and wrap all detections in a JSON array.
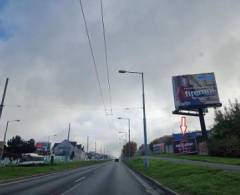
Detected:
[{"left": 18, "top": 153, "right": 45, "bottom": 166}]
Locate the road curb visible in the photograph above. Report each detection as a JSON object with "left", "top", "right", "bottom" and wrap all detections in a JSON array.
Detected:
[{"left": 124, "top": 162, "right": 180, "bottom": 195}]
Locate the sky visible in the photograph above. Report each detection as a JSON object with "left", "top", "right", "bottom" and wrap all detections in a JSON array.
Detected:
[{"left": 0, "top": 0, "right": 240, "bottom": 157}]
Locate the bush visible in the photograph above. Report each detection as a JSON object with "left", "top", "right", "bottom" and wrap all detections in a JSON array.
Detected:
[
  {"left": 208, "top": 136, "right": 240, "bottom": 157},
  {"left": 209, "top": 100, "right": 240, "bottom": 157}
]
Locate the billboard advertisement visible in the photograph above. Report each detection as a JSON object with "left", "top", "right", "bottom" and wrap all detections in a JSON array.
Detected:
[
  {"left": 36, "top": 142, "right": 51, "bottom": 155},
  {"left": 172, "top": 72, "right": 221, "bottom": 110},
  {"left": 173, "top": 139, "right": 197, "bottom": 154},
  {"left": 152, "top": 143, "right": 165, "bottom": 153}
]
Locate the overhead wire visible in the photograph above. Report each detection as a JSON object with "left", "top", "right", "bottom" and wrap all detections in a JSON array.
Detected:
[
  {"left": 78, "top": 0, "right": 114, "bottom": 135},
  {"left": 100, "top": 0, "right": 113, "bottom": 115},
  {"left": 79, "top": 0, "right": 108, "bottom": 114},
  {"left": 99, "top": 0, "right": 115, "bottom": 136}
]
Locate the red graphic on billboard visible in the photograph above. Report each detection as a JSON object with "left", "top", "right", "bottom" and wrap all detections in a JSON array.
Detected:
[
  {"left": 180, "top": 116, "right": 187, "bottom": 135},
  {"left": 179, "top": 117, "right": 189, "bottom": 153}
]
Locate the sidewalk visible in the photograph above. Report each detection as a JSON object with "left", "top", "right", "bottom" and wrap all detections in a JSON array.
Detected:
[{"left": 148, "top": 156, "right": 240, "bottom": 172}]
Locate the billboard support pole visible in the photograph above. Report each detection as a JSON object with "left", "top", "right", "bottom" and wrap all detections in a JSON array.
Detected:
[{"left": 198, "top": 108, "right": 208, "bottom": 141}]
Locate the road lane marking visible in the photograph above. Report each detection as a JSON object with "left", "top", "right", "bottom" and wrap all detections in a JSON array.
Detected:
[
  {"left": 61, "top": 164, "right": 108, "bottom": 195},
  {"left": 75, "top": 176, "right": 86, "bottom": 183},
  {"left": 61, "top": 181, "right": 84, "bottom": 195},
  {"left": 0, "top": 162, "right": 106, "bottom": 187}
]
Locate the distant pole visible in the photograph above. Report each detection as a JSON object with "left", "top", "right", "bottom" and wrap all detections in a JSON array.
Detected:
[
  {"left": 48, "top": 135, "right": 50, "bottom": 155},
  {"left": 67, "top": 123, "right": 71, "bottom": 141},
  {"left": 95, "top": 141, "right": 96, "bottom": 153},
  {"left": 128, "top": 119, "right": 131, "bottom": 160},
  {"left": 117, "top": 117, "right": 131, "bottom": 160},
  {"left": 87, "top": 136, "right": 89, "bottom": 153},
  {"left": 0, "top": 78, "right": 9, "bottom": 122}
]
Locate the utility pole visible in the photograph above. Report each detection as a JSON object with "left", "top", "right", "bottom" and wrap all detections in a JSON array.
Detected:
[
  {"left": 95, "top": 141, "right": 96, "bottom": 153},
  {"left": 67, "top": 123, "right": 70, "bottom": 141},
  {"left": 87, "top": 136, "right": 89, "bottom": 153},
  {"left": 141, "top": 72, "right": 149, "bottom": 168},
  {"left": 0, "top": 78, "right": 9, "bottom": 122}
]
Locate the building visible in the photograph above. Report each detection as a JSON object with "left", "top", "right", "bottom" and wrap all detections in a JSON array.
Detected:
[{"left": 52, "top": 140, "right": 85, "bottom": 161}]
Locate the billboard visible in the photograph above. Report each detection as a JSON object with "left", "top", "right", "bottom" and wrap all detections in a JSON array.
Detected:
[
  {"left": 36, "top": 142, "right": 51, "bottom": 155},
  {"left": 152, "top": 143, "right": 165, "bottom": 153},
  {"left": 172, "top": 72, "right": 221, "bottom": 110},
  {"left": 173, "top": 139, "right": 197, "bottom": 154}
]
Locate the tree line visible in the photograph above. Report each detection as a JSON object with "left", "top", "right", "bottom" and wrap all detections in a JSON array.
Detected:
[
  {"left": 208, "top": 99, "right": 240, "bottom": 157},
  {"left": 1, "top": 135, "right": 36, "bottom": 160}
]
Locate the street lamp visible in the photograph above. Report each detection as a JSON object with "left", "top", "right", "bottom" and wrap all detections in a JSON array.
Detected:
[
  {"left": 118, "top": 117, "right": 131, "bottom": 160},
  {"left": 0, "top": 120, "right": 20, "bottom": 161},
  {"left": 48, "top": 134, "right": 57, "bottom": 155},
  {"left": 118, "top": 69, "right": 149, "bottom": 168},
  {"left": 118, "top": 70, "right": 127, "bottom": 73}
]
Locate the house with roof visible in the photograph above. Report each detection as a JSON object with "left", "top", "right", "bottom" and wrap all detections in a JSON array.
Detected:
[{"left": 52, "top": 140, "right": 86, "bottom": 161}]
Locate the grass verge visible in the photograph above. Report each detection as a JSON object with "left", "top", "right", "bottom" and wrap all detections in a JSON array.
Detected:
[
  {"left": 152, "top": 153, "right": 240, "bottom": 165},
  {"left": 0, "top": 160, "right": 106, "bottom": 182},
  {"left": 128, "top": 158, "right": 240, "bottom": 195}
]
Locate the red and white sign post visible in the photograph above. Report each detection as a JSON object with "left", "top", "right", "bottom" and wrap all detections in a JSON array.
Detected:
[{"left": 180, "top": 116, "right": 188, "bottom": 153}]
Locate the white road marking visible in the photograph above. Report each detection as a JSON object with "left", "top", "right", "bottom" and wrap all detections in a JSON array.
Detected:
[
  {"left": 61, "top": 176, "right": 87, "bottom": 195},
  {"left": 75, "top": 176, "right": 86, "bottom": 183},
  {"left": 61, "top": 180, "right": 84, "bottom": 195},
  {"left": 0, "top": 163, "right": 105, "bottom": 187}
]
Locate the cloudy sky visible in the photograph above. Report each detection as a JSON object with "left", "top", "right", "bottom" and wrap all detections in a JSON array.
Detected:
[{"left": 0, "top": 0, "right": 240, "bottom": 156}]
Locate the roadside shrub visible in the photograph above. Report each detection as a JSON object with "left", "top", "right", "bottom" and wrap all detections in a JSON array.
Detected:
[
  {"left": 208, "top": 136, "right": 240, "bottom": 157},
  {"left": 209, "top": 99, "right": 240, "bottom": 157}
]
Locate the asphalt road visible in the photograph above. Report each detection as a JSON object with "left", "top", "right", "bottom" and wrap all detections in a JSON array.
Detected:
[{"left": 0, "top": 161, "right": 162, "bottom": 195}]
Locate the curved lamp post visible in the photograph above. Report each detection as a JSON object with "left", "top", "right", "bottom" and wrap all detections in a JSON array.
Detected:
[{"left": 118, "top": 69, "right": 149, "bottom": 168}]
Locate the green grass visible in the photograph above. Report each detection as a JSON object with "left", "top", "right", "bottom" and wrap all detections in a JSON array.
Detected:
[
  {"left": 0, "top": 160, "right": 106, "bottom": 182},
  {"left": 128, "top": 158, "right": 240, "bottom": 195},
  {"left": 151, "top": 153, "right": 240, "bottom": 165}
]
